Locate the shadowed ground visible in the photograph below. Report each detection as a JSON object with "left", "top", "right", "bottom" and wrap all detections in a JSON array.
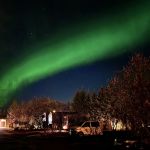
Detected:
[{"left": 0, "top": 128, "right": 149, "bottom": 150}]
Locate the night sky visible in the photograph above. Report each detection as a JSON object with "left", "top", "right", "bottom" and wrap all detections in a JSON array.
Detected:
[{"left": 0, "top": 0, "right": 150, "bottom": 105}]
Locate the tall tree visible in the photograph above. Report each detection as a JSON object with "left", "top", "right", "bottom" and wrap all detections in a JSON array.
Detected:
[
  {"left": 107, "top": 54, "right": 150, "bottom": 133},
  {"left": 72, "top": 90, "right": 90, "bottom": 114}
]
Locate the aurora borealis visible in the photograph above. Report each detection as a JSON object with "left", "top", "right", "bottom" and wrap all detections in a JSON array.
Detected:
[{"left": 0, "top": 0, "right": 150, "bottom": 106}]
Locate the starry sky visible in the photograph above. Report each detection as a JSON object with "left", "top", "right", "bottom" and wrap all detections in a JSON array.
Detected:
[{"left": 0, "top": 0, "right": 150, "bottom": 106}]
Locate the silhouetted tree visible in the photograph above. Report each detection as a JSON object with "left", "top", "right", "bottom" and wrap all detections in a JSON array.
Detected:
[
  {"left": 72, "top": 90, "right": 91, "bottom": 114},
  {"left": 107, "top": 54, "right": 150, "bottom": 134}
]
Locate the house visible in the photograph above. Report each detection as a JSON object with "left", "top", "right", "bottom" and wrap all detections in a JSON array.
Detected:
[
  {"left": 0, "top": 108, "right": 8, "bottom": 128},
  {"left": 0, "top": 119, "right": 7, "bottom": 128}
]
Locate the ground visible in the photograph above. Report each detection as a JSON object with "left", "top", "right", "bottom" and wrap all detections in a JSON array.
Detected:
[{"left": 0, "top": 128, "right": 149, "bottom": 150}]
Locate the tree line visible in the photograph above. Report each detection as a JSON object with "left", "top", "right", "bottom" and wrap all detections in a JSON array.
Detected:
[
  {"left": 72, "top": 54, "right": 150, "bottom": 135},
  {"left": 7, "top": 97, "right": 68, "bottom": 129}
]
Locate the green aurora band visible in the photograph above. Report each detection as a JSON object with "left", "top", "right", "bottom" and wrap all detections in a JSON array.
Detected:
[{"left": 0, "top": 1, "right": 150, "bottom": 106}]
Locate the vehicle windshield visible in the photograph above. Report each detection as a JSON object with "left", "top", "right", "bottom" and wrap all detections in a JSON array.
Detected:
[{"left": 70, "top": 121, "right": 85, "bottom": 127}]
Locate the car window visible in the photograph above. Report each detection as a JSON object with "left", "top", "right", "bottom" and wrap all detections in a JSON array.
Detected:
[
  {"left": 91, "top": 122, "right": 99, "bottom": 127},
  {"left": 82, "top": 122, "right": 90, "bottom": 127}
]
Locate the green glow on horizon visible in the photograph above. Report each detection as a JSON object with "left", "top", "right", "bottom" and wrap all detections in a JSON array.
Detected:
[{"left": 0, "top": 1, "right": 150, "bottom": 106}]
